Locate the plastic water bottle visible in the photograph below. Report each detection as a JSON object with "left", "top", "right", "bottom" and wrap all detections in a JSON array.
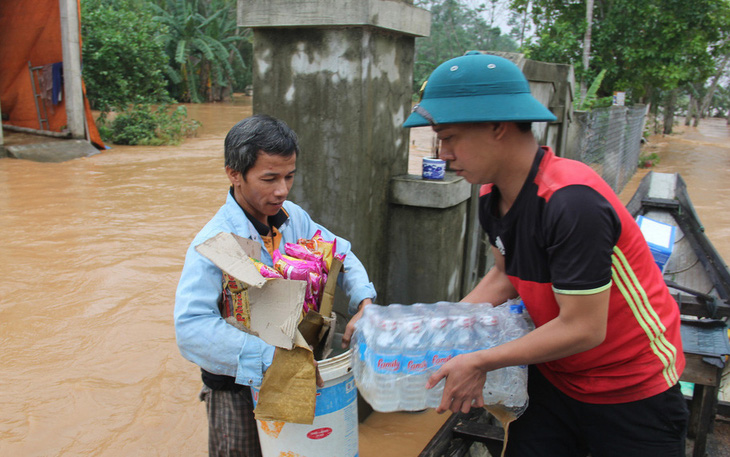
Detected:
[
  {"left": 399, "top": 317, "right": 429, "bottom": 410},
  {"left": 452, "top": 314, "right": 479, "bottom": 356},
  {"left": 425, "top": 314, "right": 453, "bottom": 409},
  {"left": 475, "top": 313, "right": 500, "bottom": 350},
  {"left": 476, "top": 312, "right": 505, "bottom": 404},
  {"left": 352, "top": 306, "right": 378, "bottom": 398},
  {"left": 500, "top": 302, "right": 529, "bottom": 407},
  {"left": 369, "top": 318, "right": 401, "bottom": 412},
  {"left": 519, "top": 300, "right": 536, "bottom": 331},
  {"left": 505, "top": 301, "right": 530, "bottom": 341}
]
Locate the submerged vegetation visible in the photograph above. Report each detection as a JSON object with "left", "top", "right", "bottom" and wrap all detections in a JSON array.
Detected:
[{"left": 96, "top": 105, "right": 201, "bottom": 146}]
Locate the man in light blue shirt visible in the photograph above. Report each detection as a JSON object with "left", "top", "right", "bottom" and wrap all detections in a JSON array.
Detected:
[{"left": 174, "top": 114, "right": 376, "bottom": 457}]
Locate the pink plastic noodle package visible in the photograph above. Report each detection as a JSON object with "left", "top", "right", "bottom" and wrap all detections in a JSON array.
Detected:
[
  {"left": 284, "top": 242, "right": 326, "bottom": 272},
  {"left": 306, "top": 271, "right": 322, "bottom": 312},
  {"left": 278, "top": 231, "right": 345, "bottom": 314},
  {"left": 252, "top": 259, "right": 284, "bottom": 279},
  {"left": 309, "top": 271, "right": 327, "bottom": 311},
  {"left": 272, "top": 250, "right": 323, "bottom": 280},
  {"left": 297, "top": 230, "right": 336, "bottom": 272}
]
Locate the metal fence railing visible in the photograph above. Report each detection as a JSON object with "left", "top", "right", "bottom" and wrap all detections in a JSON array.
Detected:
[{"left": 572, "top": 105, "right": 648, "bottom": 194}]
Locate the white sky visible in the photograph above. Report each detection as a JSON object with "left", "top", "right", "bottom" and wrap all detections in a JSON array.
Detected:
[{"left": 463, "top": 0, "right": 516, "bottom": 35}]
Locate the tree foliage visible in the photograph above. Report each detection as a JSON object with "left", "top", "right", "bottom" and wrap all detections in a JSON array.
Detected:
[
  {"left": 414, "top": 0, "right": 519, "bottom": 91},
  {"left": 574, "top": 69, "right": 609, "bottom": 110},
  {"left": 509, "top": 0, "right": 730, "bottom": 106},
  {"left": 81, "top": 0, "right": 171, "bottom": 111},
  {"left": 150, "top": 0, "right": 249, "bottom": 103}
]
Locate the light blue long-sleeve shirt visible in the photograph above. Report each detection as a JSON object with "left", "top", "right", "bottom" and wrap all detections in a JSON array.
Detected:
[{"left": 174, "top": 192, "right": 377, "bottom": 387}]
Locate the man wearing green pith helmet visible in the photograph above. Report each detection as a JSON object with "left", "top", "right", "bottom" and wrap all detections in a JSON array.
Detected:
[{"left": 405, "top": 51, "right": 688, "bottom": 456}]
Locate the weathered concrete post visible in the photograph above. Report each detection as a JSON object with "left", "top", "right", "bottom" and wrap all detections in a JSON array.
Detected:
[
  {"left": 239, "top": 0, "right": 430, "bottom": 311},
  {"left": 59, "top": 0, "right": 85, "bottom": 139},
  {"left": 387, "top": 173, "right": 474, "bottom": 304}
]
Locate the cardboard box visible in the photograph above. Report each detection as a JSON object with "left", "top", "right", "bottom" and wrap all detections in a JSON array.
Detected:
[
  {"left": 195, "top": 231, "right": 342, "bottom": 423},
  {"left": 195, "top": 231, "right": 340, "bottom": 350},
  {"left": 636, "top": 215, "right": 676, "bottom": 273}
]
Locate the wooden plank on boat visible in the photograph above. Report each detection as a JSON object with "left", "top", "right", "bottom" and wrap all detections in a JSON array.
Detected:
[
  {"left": 419, "top": 411, "right": 470, "bottom": 457},
  {"left": 420, "top": 409, "right": 505, "bottom": 457}
]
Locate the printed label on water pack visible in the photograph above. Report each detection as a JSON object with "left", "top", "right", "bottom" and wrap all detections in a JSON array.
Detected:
[
  {"left": 401, "top": 355, "right": 428, "bottom": 373},
  {"left": 427, "top": 350, "right": 453, "bottom": 368},
  {"left": 371, "top": 353, "right": 401, "bottom": 374}
]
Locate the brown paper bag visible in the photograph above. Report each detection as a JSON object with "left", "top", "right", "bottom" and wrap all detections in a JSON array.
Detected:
[{"left": 253, "top": 345, "right": 317, "bottom": 424}]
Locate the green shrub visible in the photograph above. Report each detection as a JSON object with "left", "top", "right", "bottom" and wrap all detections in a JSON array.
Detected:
[
  {"left": 81, "top": 0, "right": 171, "bottom": 112},
  {"left": 99, "top": 104, "right": 200, "bottom": 145}
]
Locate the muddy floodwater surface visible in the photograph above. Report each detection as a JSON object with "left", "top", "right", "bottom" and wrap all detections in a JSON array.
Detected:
[{"left": 1, "top": 98, "right": 728, "bottom": 456}]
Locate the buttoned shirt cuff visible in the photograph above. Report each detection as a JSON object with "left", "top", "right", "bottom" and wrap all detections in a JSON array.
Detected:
[
  {"left": 234, "top": 337, "right": 276, "bottom": 387},
  {"left": 347, "top": 283, "right": 377, "bottom": 315}
]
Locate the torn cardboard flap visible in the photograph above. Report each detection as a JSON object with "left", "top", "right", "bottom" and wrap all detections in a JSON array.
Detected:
[
  {"left": 248, "top": 279, "right": 309, "bottom": 349},
  {"left": 195, "top": 232, "right": 266, "bottom": 288},
  {"left": 195, "top": 232, "right": 307, "bottom": 349}
]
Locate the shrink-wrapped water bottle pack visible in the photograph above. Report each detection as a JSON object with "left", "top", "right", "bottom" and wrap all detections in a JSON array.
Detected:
[{"left": 351, "top": 300, "right": 531, "bottom": 413}]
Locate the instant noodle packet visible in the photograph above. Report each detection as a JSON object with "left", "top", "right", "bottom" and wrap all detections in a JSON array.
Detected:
[
  {"left": 297, "top": 230, "right": 336, "bottom": 272},
  {"left": 252, "top": 259, "right": 285, "bottom": 279},
  {"left": 285, "top": 243, "right": 326, "bottom": 272},
  {"left": 274, "top": 231, "right": 346, "bottom": 316}
]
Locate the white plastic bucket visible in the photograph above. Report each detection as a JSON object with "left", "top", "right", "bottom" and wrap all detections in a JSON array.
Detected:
[{"left": 252, "top": 349, "right": 358, "bottom": 457}]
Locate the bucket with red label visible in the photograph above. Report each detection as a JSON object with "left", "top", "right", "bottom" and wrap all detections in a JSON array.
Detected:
[{"left": 253, "top": 349, "right": 358, "bottom": 457}]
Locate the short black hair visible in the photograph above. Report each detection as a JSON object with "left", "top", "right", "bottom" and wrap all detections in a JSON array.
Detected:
[
  {"left": 516, "top": 122, "right": 533, "bottom": 133},
  {"left": 224, "top": 114, "right": 299, "bottom": 177}
]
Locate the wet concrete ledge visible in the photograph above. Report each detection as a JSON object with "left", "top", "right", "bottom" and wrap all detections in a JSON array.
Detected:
[
  {"left": 390, "top": 172, "right": 472, "bottom": 209},
  {"left": 2, "top": 139, "right": 100, "bottom": 163}
]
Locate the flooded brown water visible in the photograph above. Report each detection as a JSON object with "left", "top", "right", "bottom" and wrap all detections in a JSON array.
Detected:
[
  {"left": 619, "top": 119, "right": 730, "bottom": 262},
  {"left": 1, "top": 99, "right": 728, "bottom": 456}
]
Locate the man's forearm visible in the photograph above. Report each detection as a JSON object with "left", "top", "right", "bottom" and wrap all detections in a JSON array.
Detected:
[{"left": 461, "top": 265, "right": 517, "bottom": 305}]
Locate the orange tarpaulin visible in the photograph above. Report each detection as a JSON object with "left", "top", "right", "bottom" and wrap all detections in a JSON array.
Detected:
[{"left": 0, "top": 0, "right": 105, "bottom": 149}]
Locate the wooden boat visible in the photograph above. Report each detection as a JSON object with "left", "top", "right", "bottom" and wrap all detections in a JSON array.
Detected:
[
  {"left": 420, "top": 171, "right": 730, "bottom": 457},
  {"left": 626, "top": 171, "right": 730, "bottom": 318}
]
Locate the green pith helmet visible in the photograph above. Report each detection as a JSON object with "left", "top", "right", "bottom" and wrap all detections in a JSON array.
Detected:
[{"left": 403, "top": 52, "right": 557, "bottom": 128}]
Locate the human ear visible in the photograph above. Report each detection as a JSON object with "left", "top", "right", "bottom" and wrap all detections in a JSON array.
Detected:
[
  {"left": 225, "top": 166, "right": 242, "bottom": 186},
  {"left": 492, "top": 122, "right": 507, "bottom": 140}
]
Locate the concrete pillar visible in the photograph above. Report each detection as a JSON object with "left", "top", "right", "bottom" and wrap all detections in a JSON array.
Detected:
[
  {"left": 59, "top": 0, "right": 85, "bottom": 139},
  {"left": 387, "top": 174, "right": 472, "bottom": 304},
  {"left": 239, "top": 0, "right": 430, "bottom": 309}
]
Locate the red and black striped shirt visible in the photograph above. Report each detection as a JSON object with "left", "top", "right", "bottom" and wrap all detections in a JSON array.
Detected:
[{"left": 479, "top": 147, "right": 684, "bottom": 403}]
